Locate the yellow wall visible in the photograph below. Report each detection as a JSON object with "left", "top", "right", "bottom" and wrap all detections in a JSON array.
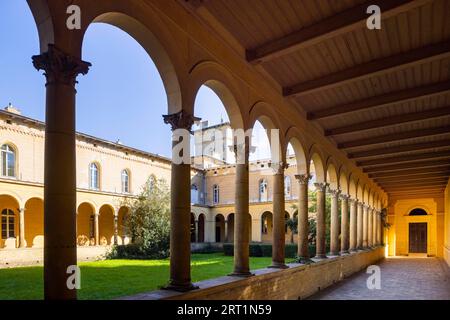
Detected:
[{"left": 444, "top": 179, "right": 450, "bottom": 266}]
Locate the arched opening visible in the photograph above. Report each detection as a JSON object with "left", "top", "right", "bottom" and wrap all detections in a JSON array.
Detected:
[
  {"left": 24, "top": 197, "right": 43, "bottom": 248},
  {"left": 259, "top": 179, "right": 269, "bottom": 202},
  {"left": 198, "top": 214, "right": 205, "bottom": 243},
  {"left": 0, "top": 195, "right": 20, "bottom": 249},
  {"left": 190, "top": 213, "right": 196, "bottom": 243},
  {"left": 77, "top": 202, "right": 96, "bottom": 246},
  {"left": 121, "top": 169, "right": 130, "bottom": 194},
  {"left": 261, "top": 211, "right": 273, "bottom": 243},
  {"left": 99, "top": 205, "right": 115, "bottom": 245},
  {"left": 89, "top": 162, "right": 100, "bottom": 191},
  {"left": 409, "top": 208, "right": 428, "bottom": 216},
  {"left": 117, "top": 206, "right": 130, "bottom": 245},
  {"left": 227, "top": 213, "right": 235, "bottom": 243},
  {"left": 1, "top": 144, "right": 17, "bottom": 178},
  {"left": 215, "top": 214, "right": 225, "bottom": 243}
]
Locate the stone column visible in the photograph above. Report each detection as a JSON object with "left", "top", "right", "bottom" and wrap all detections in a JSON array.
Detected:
[
  {"left": 270, "top": 162, "right": 288, "bottom": 268},
  {"left": 163, "top": 110, "right": 199, "bottom": 291},
  {"left": 349, "top": 198, "right": 357, "bottom": 252},
  {"left": 372, "top": 209, "right": 377, "bottom": 246},
  {"left": 33, "top": 45, "right": 91, "bottom": 300},
  {"left": 378, "top": 211, "right": 383, "bottom": 245},
  {"left": 113, "top": 213, "right": 118, "bottom": 246},
  {"left": 357, "top": 201, "right": 363, "bottom": 249},
  {"left": 230, "top": 138, "right": 252, "bottom": 276},
  {"left": 224, "top": 220, "right": 228, "bottom": 242},
  {"left": 368, "top": 207, "right": 373, "bottom": 248},
  {"left": 295, "top": 174, "right": 310, "bottom": 262},
  {"left": 18, "top": 208, "right": 26, "bottom": 248},
  {"left": 362, "top": 205, "right": 368, "bottom": 249},
  {"left": 340, "top": 194, "right": 350, "bottom": 254},
  {"left": 314, "top": 182, "right": 328, "bottom": 259},
  {"left": 94, "top": 213, "right": 99, "bottom": 246},
  {"left": 329, "top": 188, "right": 340, "bottom": 256}
]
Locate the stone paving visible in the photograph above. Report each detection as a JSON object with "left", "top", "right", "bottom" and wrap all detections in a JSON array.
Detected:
[{"left": 310, "top": 257, "right": 450, "bottom": 300}]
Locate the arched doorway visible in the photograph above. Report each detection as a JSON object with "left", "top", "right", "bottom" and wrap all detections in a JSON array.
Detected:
[
  {"left": 77, "top": 203, "right": 96, "bottom": 246},
  {"left": 215, "top": 214, "right": 225, "bottom": 243},
  {"left": 190, "top": 213, "right": 196, "bottom": 243},
  {"left": 261, "top": 211, "right": 273, "bottom": 243},
  {"left": 117, "top": 206, "right": 130, "bottom": 245},
  {"left": 24, "top": 197, "right": 44, "bottom": 248},
  {"left": 227, "top": 213, "right": 235, "bottom": 243},
  {"left": 99, "top": 205, "right": 115, "bottom": 245},
  {"left": 197, "top": 214, "right": 205, "bottom": 243}
]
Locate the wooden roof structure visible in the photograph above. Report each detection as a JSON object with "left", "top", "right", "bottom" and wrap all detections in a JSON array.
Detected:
[{"left": 181, "top": 0, "right": 450, "bottom": 198}]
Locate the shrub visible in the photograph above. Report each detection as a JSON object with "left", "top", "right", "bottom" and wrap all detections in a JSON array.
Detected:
[
  {"left": 107, "top": 176, "right": 170, "bottom": 259},
  {"left": 223, "top": 242, "right": 316, "bottom": 259}
]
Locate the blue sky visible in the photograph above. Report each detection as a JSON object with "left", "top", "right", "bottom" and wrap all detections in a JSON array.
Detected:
[{"left": 0, "top": 1, "right": 272, "bottom": 159}]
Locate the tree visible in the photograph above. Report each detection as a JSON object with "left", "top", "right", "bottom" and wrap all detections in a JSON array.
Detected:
[{"left": 109, "top": 176, "right": 171, "bottom": 259}]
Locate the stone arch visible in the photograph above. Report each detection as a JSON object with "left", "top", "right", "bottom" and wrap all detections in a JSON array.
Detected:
[
  {"left": 349, "top": 176, "right": 357, "bottom": 199},
  {"left": 356, "top": 182, "right": 364, "bottom": 202},
  {"left": 26, "top": 0, "right": 55, "bottom": 53},
  {"left": 309, "top": 146, "right": 326, "bottom": 183},
  {"left": 406, "top": 205, "right": 432, "bottom": 216},
  {"left": 226, "top": 213, "right": 235, "bottom": 243},
  {"left": 24, "top": 197, "right": 44, "bottom": 248},
  {"left": 87, "top": 13, "right": 183, "bottom": 114},
  {"left": 99, "top": 204, "right": 115, "bottom": 245},
  {"left": 77, "top": 202, "right": 96, "bottom": 246},
  {"left": 339, "top": 168, "right": 349, "bottom": 196},
  {"left": 326, "top": 160, "right": 339, "bottom": 190},
  {"left": 197, "top": 213, "right": 205, "bottom": 243},
  {"left": 215, "top": 214, "right": 225, "bottom": 243},
  {"left": 0, "top": 194, "right": 20, "bottom": 248},
  {"left": 189, "top": 61, "right": 245, "bottom": 129},
  {"left": 285, "top": 127, "right": 308, "bottom": 175},
  {"left": 261, "top": 211, "right": 273, "bottom": 243},
  {"left": 117, "top": 206, "right": 130, "bottom": 245},
  {"left": 248, "top": 101, "right": 285, "bottom": 164}
]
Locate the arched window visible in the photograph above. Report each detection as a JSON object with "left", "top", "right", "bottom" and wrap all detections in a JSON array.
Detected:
[
  {"left": 213, "top": 184, "right": 219, "bottom": 204},
  {"left": 147, "top": 174, "right": 157, "bottom": 191},
  {"left": 409, "top": 208, "right": 427, "bottom": 216},
  {"left": 284, "top": 176, "right": 291, "bottom": 198},
  {"left": 121, "top": 169, "right": 130, "bottom": 193},
  {"left": 89, "top": 163, "right": 100, "bottom": 190},
  {"left": 1, "top": 144, "right": 16, "bottom": 178},
  {"left": 1, "top": 209, "right": 15, "bottom": 239},
  {"left": 259, "top": 179, "right": 268, "bottom": 202}
]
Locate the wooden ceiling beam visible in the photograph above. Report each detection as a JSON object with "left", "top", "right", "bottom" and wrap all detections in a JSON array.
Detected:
[
  {"left": 369, "top": 167, "right": 450, "bottom": 178},
  {"left": 283, "top": 41, "right": 450, "bottom": 97},
  {"left": 246, "top": 0, "right": 428, "bottom": 64},
  {"left": 348, "top": 139, "right": 450, "bottom": 159},
  {"left": 363, "top": 159, "right": 450, "bottom": 173},
  {"left": 383, "top": 184, "right": 446, "bottom": 190},
  {"left": 375, "top": 173, "right": 450, "bottom": 183},
  {"left": 325, "top": 106, "right": 450, "bottom": 136},
  {"left": 388, "top": 193, "right": 444, "bottom": 199},
  {"left": 380, "top": 179, "right": 448, "bottom": 188},
  {"left": 338, "top": 126, "right": 450, "bottom": 149},
  {"left": 357, "top": 150, "right": 450, "bottom": 167},
  {"left": 307, "top": 81, "right": 450, "bottom": 120}
]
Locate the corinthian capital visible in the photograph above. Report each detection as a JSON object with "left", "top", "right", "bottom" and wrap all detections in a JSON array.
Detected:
[
  {"left": 163, "top": 110, "right": 200, "bottom": 133},
  {"left": 340, "top": 193, "right": 350, "bottom": 201},
  {"left": 32, "top": 44, "right": 91, "bottom": 86},
  {"left": 328, "top": 188, "right": 341, "bottom": 197},
  {"left": 272, "top": 161, "right": 289, "bottom": 175},
  {"left": 314, "top": 182, "right": 328, "bottom": 192},
  {"left": 295, "top": 174, "right": 311, "bottom": 185}
]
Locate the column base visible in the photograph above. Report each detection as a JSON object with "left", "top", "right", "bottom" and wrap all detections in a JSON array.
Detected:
[
  {"left": 328, "top": 252, "right": 340, "bottom": 257},
  {"left": 228, "top": 271, "right": 255, "bottom": 277},
  {"left": 297, "top": 256, "right": 314, "bottom": 264},
  {"left": 340, "top": 250, "right": 350, "bottom": 255},
  {"left": 162, "top": 282, "right": 199, "bottom": 292},
  {"left": 313, "top": 254, "right": 328, "bottom": 260},
  {"left": 268, "top": 262, "right": 289, "bottom": 269}
]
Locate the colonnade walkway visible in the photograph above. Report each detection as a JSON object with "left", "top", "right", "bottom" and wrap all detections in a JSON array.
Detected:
[{"left": 310, "top": 257, "right": 450, "bottom": 300}]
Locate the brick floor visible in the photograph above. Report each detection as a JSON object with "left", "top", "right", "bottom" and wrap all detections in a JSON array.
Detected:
[{"left": 310, "top": 257, "right": 450, "bottom": 300}]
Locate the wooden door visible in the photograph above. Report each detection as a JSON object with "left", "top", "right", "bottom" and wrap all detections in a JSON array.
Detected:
[{"left": 409, "top": 223, "right": 427, "bottom": 253}]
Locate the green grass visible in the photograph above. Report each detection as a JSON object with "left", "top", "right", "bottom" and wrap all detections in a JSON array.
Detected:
[{"left": 0, "top": 253, "right": 280, "bottom": 300}]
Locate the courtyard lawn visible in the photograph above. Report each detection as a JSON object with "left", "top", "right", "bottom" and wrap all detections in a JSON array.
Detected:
[{"left": 0, "top": 253, "right": 280, "bottom": 300}]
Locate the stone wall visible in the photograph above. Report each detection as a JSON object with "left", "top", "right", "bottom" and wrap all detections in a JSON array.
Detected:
[{"left": 123, "top": 247, "right": 385, "bottom": 300}]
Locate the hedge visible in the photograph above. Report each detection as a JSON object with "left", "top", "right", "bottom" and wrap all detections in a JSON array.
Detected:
[{"left": 223, "top": 242, "right": 318, "bottom": 258}]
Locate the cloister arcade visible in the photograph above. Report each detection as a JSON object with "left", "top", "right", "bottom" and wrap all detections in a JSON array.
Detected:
[{"left": 19, "top": 0, "right": 450, "bottom": 300}]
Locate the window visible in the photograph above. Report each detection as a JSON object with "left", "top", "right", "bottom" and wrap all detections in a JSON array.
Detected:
[
  {"left": 284, "top": 176, "right": 291, "bottom": 198},
  {"left": 89, "top": 163, "right": 100, "bottom": 190},
  {"left": 1, "top": 209, "right": 15, "bottom": 239},
  {"left": 259, "top": 179, "right": 268, "bottom": 202},
  {"left": 121, "top": 169, "right": 130, "bottom": 193},
  {"left": 213, "top": 184, "right": 219, "bottom": 204},
  {"left": 1, "top": 144, "right": 16, "bottom": 177},
  {"left": 191, "top": 184, "right": 199, "bottom": 204},
  {"left": 409, "top": 208, "right": 427, "bottom": 216}
]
